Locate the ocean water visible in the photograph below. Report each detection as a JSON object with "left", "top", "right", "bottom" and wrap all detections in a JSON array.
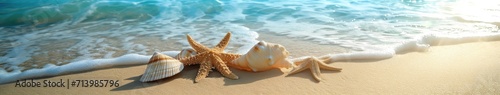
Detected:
[{"left": 1, "top": 0, "right": 500, "bottom": 83}]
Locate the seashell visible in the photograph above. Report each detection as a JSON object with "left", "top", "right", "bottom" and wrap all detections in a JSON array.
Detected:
[
  {"left": 230, "top": 41, "right": 293, "bottom": 72},
  {"left": 140, "top": 52, "right": 184, "bottom": 82},
  {"left": 175, "top": 48, "right": 197, "bottom": 60}
]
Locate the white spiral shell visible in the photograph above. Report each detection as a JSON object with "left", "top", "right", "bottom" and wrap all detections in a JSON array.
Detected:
[{"left": 175, "top": 48, "right": 197, "bottom": 60}]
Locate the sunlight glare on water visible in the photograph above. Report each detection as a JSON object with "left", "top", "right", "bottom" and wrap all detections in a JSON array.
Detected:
[{"left": 0, "top": 0, "right": 499, "bottom": 72}]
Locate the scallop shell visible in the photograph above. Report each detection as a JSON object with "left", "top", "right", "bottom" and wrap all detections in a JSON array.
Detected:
[
  {"left": 140, "top": 52, "right": 184, "bottom": 82},
  {"left": 175, "top": 48, "right": 197, "bottom": 60},
  {"left": 231, "top": 41, "right": 293, "bottom": 72}
]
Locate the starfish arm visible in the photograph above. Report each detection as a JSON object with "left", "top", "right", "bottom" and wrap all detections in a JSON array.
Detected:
[
  {"left": 214, "top": 32, "right": 231, "bottom": 51},
  {"left": 289, "top": 57, "right": 343, "bottom": 81},
  {"left": 186, "top": 34, "right": 210, "bottom": 52},
  {"left": 312, "top": 57, "right": 342, "bottom": 71},
  {"left": 218, "top": 53, "right": 241, "bottom": 63},
  {"left": 218, "top": 53, "right": 252, "bottom": 71},
  {"left": 179, "top": 52, "right": 206, "bottom": 66},
  {"left": 318, "top": 56, "right": 332, "bottom": 63},
  {"left": 288, "top": 60, "right": 311, "bottom": 75},
  {"left": 292, "top": 57, "right": 310, "bottom": 65},
  {"left": 318, "top": 60, "right": 342, "bottom": 71},
  {"left": 211, "top": 55, "right": 239, "bottom": 79},
  {"left": 310, "top": 60, "right": 323, "bottom": 81},
  {"left": 195, "top": 61, "right": 212, "bottom": 83}
]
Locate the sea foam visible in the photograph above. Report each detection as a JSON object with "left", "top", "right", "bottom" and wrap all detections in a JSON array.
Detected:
[
  {"left": 312, "top": 33, "right": 500, "bottom": 62},
  {"left": 0, "top": 51, "right": 180, "bottom": 84}
]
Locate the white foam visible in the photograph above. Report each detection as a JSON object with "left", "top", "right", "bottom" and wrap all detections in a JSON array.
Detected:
[
  {"left": 0, "top": 52, "right": 179, "bottom": 84},
  {"left": 305, "top": 33, "right": 500, "bottom": 62}
]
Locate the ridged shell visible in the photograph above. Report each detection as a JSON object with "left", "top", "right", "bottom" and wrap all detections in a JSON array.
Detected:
[
  {"left": 140, "top": 52, "right": 184, "bottom": 82},
  {"left": 175, "top": 48, "right": 197, "bottom": 60},
  {"left": 231, "top": 41, "right": 293, "bottom": 72}
]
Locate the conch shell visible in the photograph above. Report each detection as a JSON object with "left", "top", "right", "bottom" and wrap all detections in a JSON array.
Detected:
[
  {"left": 230, "top": 41, "right": 293, "bottom": 72},
  {"left": 140, "top": 52, "right": 184, "bottom": 82}
]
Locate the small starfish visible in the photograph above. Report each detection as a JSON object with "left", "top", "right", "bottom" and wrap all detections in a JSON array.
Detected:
[
  {"left": 288, "top": 56, "right": 342, "bottom": 81},
  {"left": 178, "top": 32, "right": 242, "bottom": 83}
]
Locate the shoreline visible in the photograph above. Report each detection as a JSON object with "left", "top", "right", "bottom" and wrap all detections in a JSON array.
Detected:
[{"left": 1, "top": 33, "right": 500, "bottom": 94}]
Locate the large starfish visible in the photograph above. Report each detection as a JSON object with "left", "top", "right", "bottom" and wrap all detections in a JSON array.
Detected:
[
  {"left": 288, "top": 56, "right": 342, "bottom": 81},
  {"left": 178, "top": 32, "right": 242, "bottom": 82}
]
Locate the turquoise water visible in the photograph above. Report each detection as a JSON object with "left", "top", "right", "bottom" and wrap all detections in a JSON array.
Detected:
[{"left": 0, "top": 0, "right": 499, "bottom": 74}]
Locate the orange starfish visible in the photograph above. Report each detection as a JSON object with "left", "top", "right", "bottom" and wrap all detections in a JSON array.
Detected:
[{"left": 178, "top": 32, "right": 242, "bottom": 82}]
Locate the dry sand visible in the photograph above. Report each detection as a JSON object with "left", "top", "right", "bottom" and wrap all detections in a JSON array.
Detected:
[{"left": 1, "top": 33, "right": 500, "bottom": 94}]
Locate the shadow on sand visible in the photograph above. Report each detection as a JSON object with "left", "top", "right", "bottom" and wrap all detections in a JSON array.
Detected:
[
  {"left": 285, "top": 70, "right": 342, "bottom": 83},
  {"left": 111, "top": 65, "right": 290, "bottom": 91},
  {"left": 110, "top": 65, "right": 200, "bottom": 91},
  {"left": 112, "top": 61, "right": 347, "bottom": 91},
  {"left": 110, "top": 74, "right": 181, "bottom": 91}
]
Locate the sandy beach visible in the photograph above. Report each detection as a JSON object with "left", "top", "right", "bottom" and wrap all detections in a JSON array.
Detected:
[{"left": 1, "top": 33, "right": 500, "bottom": 94}]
